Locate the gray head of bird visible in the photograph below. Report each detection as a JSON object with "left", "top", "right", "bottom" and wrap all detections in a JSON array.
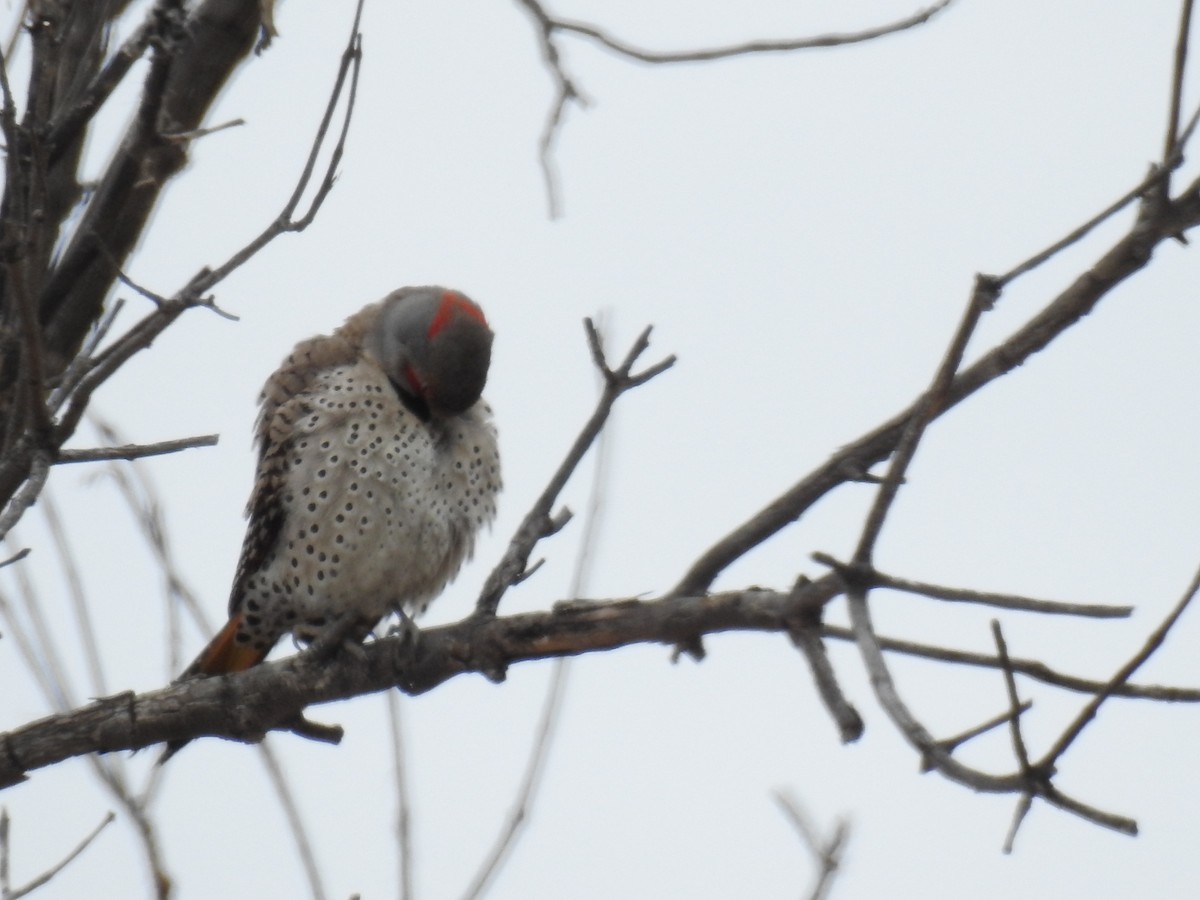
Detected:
[{"left": 367, "top": 286, "right": 494, "bottom": 419}]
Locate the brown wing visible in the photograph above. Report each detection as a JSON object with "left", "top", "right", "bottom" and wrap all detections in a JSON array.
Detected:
[{"left": 227, "top": 319, "right": 371, "bottom": 616}]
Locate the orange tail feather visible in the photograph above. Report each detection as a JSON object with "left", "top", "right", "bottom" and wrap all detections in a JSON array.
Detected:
[
  {"left": 183, "top": 612, "right": 270, "bottom": 678},
  {"left": 160, "top": 615, "right": 272, "bottom": 763}
]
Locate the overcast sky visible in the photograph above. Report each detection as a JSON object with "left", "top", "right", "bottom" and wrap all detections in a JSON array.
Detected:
[{"left": 3, "top": 1, "right": 1200, "bottom": 898}]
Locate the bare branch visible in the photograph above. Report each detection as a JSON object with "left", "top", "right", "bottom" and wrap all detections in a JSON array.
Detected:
[
  {"left": 474, "top": 320, "right": 674, "bottom": 616},
  {"left": 1, "top": 806, "right": 8, "bottom": 895},
  {"left": 55, "top": 434, "right": 219, "bottom": 464},
  {"left": 773, "top": 790, "right": 848, "bottom": 900},
  {"left": 464, "top": 332, "right": 614, "bottom": 896},
  {"left": 1002, "top": 795, "right": 1033, "bottom": 856},
  {"left": 258, "top": 742, "right": 329, "bottom": 900},
  {"left": 1039, "top": 558, "right": 1200, "bottom": 770},
  {"left": 2, "top": 578, "right": 1192, "bottom": 792},
  {"left": 385, "top": 692, "right": 414, "bottom": 900},
  {"left": 851, "top": 276, "right": 996, "bottom": 568},
  {"left": 45, "top": 19, "right": 154, "bottom": 166},
  {"left": 0, "top": 451, "right": 49, "bottom": 542},
  {"left": 40, "top": 492, "right": 108, "bottom": 697},
  {"left": 786, "top": 577, "right": 863, "bottom": 744},
  {"left": 554, "top": 1, "right": 959, "bottom": 65},
  {"left": 996, "top": 165, "right": 1177, "bottom": 286},
  {"left": 192, "top": 3, "right": 364, "bottom": 288},
  {"left": 0, "top": 548, "right": 29, "bottom": 570},
  {"left": 161, "top": 115, "right": 246, "bottom": 143},
  {"left": 35, "top": 0, "right": 268, "bottom": 366},
  {"left": 1162, "top": 0, "right": 1196, "bottom": 184},
  {"left": 676, "top": 190, "right": 1199, "bottom": 595},
  {"left": 5, "top": 811, "right": 115, "bottom": 900},
  {"left": 511, "top": 0, "right": 955, "bottom": 214},
  {"left": 459, "top": 659, "right": 571, "bottom": 900},
  {"left": 513, "top": 0, "right": 585, "bottom": 217},
  {"left": 46, "top": 0, "right": 364, "bottom": 458},
  {"left": 46, "top": 298, "right": 125, "bottom": 413},
  {"left": 1037, "top": 784, "right": 1138, "bottom": 836},
  {"left": 814, "top": 558, "right": 1133, "bottom": 619},
  {"left": 990, "top": 621, "right": 1033, "bottom": 776},
  {"left": 924, "top": 701, "right": 1033, "bottom": 769},
  {"left": 820, "top": 623, "right": 1200, "bottom": 702},
  {"left": 0, "top": 587, "right": 824, "bottom": 784},
  {"left": 990, "top": 621, "right": 1036, "bottom": 852}
]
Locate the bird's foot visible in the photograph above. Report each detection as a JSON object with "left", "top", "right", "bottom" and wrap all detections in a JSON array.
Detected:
[
  {"left": 384, "top": 608, "right": 421, "bottom": 647},
  {"left": 300, "top": 613, "right": 368, "bottom": 665}
]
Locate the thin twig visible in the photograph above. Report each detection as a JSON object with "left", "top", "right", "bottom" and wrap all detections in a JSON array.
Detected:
[
  {"left": 820, "top": 624, "right": 1200, "bottom": 701},
  {"left": 1039, "top": 784, "right": 1137, "bottom": 836},
  {"left": 5, "top": 811, "right": 115, "bottom": 900},
  {"left": 925, "top": 700, "right": 1033, "bottom": 768},
  {"left": 90, "top": 418, "right": 213, "bottom": 675},
  {"left": 1002, "top": 795, "right": 1033, "bottom": 855},
  {"left": 459, "top": 658, "right": 571, "bottom": 900},
  {"left": 108, "top": 785, "right": 170, "bottom": 900},
  {"left": 475, "top": 320, "right": 674, "bottom": 616},
  {"left": 676, "top": 169, "right": 1200, "bottom": 596},
  {"left": 839, "top": 276, "right": 1115, "bottom": 813},
  {"left": 46, "top": 298, "right": 124, "bottom": 413},
  {"left": 997, "top": 165, "right": 1178, "bottom": 286},
  {"left": 386, "top": 692, "right": 414, "bottom": 900},
  {"left": 773, "top": 790, "right": 848, "bottom": 900},
  {"left": 0, "top": 451, "right": 49, "bottom": 548},
  {"left": 55, "top": 434, "right": 219, "bottom": 464},
  {"left": 161, "top": 116, "right": 246, "bottom": 143},
  {"left": 513, "top": 0, "right": 584, "bottom": 217},
  {"left": 990, "top": 621, "right": 1032, "bottom": 775},
  {"left": 1039, "top": 559, "right": 1200, "bottom": 770},
  {"left": 0, "top": 552, "right": 62, "bottom": 707},
  {"left": 512, "top": 0, "right": 954, "bottom": 214},
  {"left": 990, "top": 621, "right": 1036, "bottom": 852},
  {"left": 48, "top": 0, "right": 365, "bottom": 463},
  {"left": 0, "top": 806, "right": 9, "bottom": 895},
  {"left": 787, "top": 591, "right": 863, "bottom": 744},
  {"left": 191, "top": 0, "right": 365, "bottom": 289},
  {"left": 820, "top": 558, "right": 1132, "bottom": 618},
  {"left": 463, "top": 315, "right": 617, "bottom": 897},
  {"left": 852, "top": 277, "right": 996, "bottom": 568},
  {"left": 0, "top": 548, "right": 30, "bottom": 570},
  {"left": 796, "top": 282, "right": 993, "bottom": 801},
  {"left": 40, "top": 492, "right": 108, "bottom": 697},
  {"left": 1162, "top": 0, "right": 1196, "bottom": 181},
  {"left": 259, "top": 742, "right": 329, "bottom": 900},
  {"left": 554, "top": 0, "right": 958, "bottom": 64}
]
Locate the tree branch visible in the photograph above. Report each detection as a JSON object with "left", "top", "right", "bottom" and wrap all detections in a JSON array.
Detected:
[
  {"left": 54, "top": 433, "right": 219, "bottom": 464},
  {"left": 553, "top": 0, "right": 959, "bottom": 64},
  {"left": 2, "top": 581, "right": 1194, "bottom": 790},
  {"left": 677, "top": 184, "right": 1200, "bottom": 595},
  {"left": 474, "top": 319, "right": 674, "bottom": 617}
]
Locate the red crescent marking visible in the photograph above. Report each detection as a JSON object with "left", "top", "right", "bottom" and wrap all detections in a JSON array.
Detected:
[{"left": 427, "top": 290, "right": 488, "bottom": 339}]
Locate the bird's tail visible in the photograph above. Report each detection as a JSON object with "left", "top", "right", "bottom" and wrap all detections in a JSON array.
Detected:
[
  {"left": 159, "top": 614, "right": 270, "bottom": 763},
  {"left": 180, "top": 612, "right": 269, "bottom": 679}
]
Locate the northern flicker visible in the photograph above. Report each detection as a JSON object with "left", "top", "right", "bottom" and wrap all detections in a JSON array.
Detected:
[{"left": 172, "top": 285, "right": 500, "bottom": 717}]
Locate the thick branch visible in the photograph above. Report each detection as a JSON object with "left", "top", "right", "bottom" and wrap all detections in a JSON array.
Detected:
[
  {"left": 37, "top": 0, "right": 266, "bottom": 373},
  {"left": 0, "top": 587, "right": 827, "bottom": 785},
  {"left": 1, "top": 584, "right": 1193, "bottom": 788}
]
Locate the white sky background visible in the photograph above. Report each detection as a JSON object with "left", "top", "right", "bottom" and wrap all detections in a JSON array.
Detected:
[{"left": 2, "top": 0, "right": 1200, "bottom": 897}]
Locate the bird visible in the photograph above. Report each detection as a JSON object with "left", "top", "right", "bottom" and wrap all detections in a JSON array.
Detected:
[{"left": 167, "top": 286, "right": 500, "bottom": 750}]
